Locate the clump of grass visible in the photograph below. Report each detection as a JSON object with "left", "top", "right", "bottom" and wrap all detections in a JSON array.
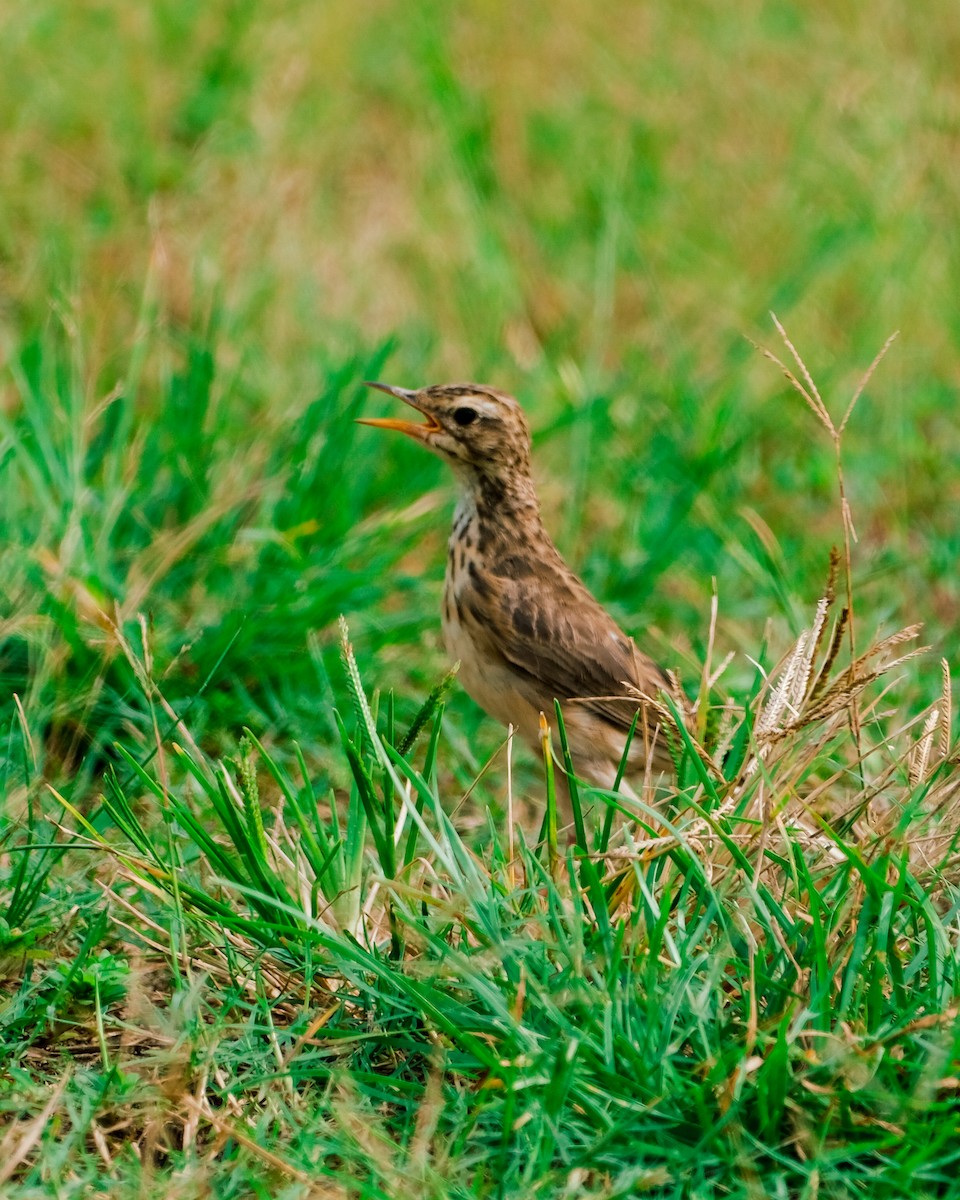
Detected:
[
  {"left": 9, "top": 584, "right": 954, "bottom": 1197},
  {"left": 0, "top": 310, "right": 436, "bottom": 793}
]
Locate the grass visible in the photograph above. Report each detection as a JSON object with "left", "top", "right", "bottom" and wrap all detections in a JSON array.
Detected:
[{"left": 2, "top": 1, "right": 960, "bottom": 1196}]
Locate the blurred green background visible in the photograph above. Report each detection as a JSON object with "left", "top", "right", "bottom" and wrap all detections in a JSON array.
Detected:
[{"left": 1, "top": 0, "right": 957, "bottom": 792}]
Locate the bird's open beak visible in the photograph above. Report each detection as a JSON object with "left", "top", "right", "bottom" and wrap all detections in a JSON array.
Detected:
[{"left": 356, "top": 382, "right": 442, "bottom": 441}]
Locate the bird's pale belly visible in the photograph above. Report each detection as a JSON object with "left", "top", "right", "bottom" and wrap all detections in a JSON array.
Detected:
[
  {"left": 442, "top": 596, "right": 544, "bottom": 747},
  {"left": 442, "top": 572, "right": 646, "bottom": 791}
]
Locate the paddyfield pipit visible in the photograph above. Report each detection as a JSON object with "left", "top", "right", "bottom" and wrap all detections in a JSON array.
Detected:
[{"left": 358, "top": 381, "right": 672, "bottom": 811}]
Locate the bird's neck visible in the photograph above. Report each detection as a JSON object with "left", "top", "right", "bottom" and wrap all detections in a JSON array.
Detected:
[{"left": 451, "top": 466, "right": 549, "bottom": 555}]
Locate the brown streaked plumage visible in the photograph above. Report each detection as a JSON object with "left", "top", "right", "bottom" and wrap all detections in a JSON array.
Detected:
[{"left": 358, "top": 381, "right": 672, "bottom": 815}]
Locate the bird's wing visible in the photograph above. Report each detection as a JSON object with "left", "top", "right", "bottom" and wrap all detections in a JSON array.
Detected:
[{"left": 460, "top": 563, "right": 669, "bottom": 735}]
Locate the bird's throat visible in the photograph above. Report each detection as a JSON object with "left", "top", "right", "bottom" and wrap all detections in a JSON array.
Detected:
[
  {"left": 454, "top": 466, "right": 539, "bottom": 527},
  {"left": 450, "top": 470, "right": 551, "bottom": 575}
]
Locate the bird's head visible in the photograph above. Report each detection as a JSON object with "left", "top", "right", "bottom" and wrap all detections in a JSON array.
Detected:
[{"left": 357, "top": 382, "right": 532, "bottom": 480}]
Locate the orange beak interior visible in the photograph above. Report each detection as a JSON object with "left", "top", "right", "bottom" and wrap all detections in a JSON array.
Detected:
[{"left": 356, "top": 381, "right": 441, "bottom": 440}]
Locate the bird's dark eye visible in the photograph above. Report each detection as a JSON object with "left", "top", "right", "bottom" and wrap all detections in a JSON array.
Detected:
[{"left": 453, "top": 406, "right": 478, "bottom": 427}]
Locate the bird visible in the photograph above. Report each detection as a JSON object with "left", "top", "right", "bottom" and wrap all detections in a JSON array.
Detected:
[{"left": 357, "top": 381, "right": 672, "bottom": 820}]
